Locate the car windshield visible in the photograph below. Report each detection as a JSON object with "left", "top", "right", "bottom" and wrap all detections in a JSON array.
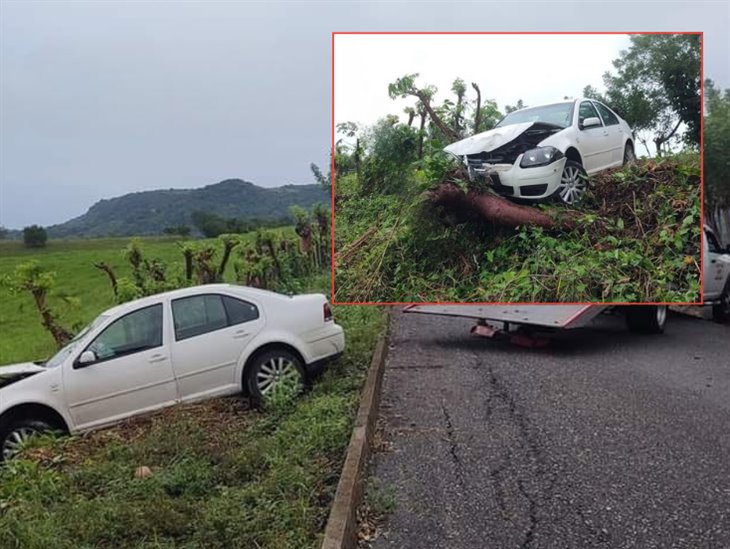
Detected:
[
  {"left": 496, "top": 102, "right": 573, "bottom": 129},
  {"left": 44, "top": 314, "right": 109, "bottom": 368}
]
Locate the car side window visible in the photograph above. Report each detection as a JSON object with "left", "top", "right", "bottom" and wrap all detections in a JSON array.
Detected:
[
  {"left": 706, "top": 231, "right": 722, "bottom": 253},
  {"left": 222, "top": 295, "right": 259, "bottom": 325},
  {"left": 579, "top": 101, "right": 602, "bottom": 126},
  {"left": 87, "top": 304, "right": 163, "bottom": 362},
  {"left": 593, "top": 102, "right": 620, "bottom": 126},
  {"left": 172, "top": 295, "right": 228, "bottom": 341}
]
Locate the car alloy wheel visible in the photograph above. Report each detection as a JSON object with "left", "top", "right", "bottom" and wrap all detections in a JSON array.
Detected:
[
  {"left": 246, "top": 349, "right": 306, "bottom": 401},
  {"left": 2, "top": 425, "right": 39, "bottom": 460},
  {"left": 557, "top": 161, "right": 588, "bottom": 205},
  {"left": 257, "top": 356, "right": 301, "bottom": 396}
]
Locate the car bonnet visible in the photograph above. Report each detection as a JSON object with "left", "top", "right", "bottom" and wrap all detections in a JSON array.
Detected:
[{"left": 443, "top": 122, "right": 536, "bottom": 156}]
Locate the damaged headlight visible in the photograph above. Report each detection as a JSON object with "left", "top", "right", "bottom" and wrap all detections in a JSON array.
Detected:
[{"left": 519, "top": 146, "right": 563, "bottom": 168}]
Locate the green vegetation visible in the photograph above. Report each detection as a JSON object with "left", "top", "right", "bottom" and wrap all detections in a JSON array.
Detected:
[
  {"left": 190, "top": 210, "right": 292, "bottom": 238},
  {"left": 22, "top": 225, "right": 47, "bottom": 248},
  {"left": 0, "top": 229, "right": 386, "bottom": 548},
  {"left": 586, "top": 34, "right": 701, "bottom": 154},
  {"left": 335, "top": 154, "right": 700, "bottom": 303},
  {"left": 705, "top": 79, "right": 730, "bottom": 209}
]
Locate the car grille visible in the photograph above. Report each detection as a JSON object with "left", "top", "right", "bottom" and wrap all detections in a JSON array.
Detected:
[{"left": 465, "top": 157, "right": 514, "bottom": 196}]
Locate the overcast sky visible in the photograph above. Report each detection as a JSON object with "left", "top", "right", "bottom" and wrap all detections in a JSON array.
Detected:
[
  {"left": 1, "top": 0, "right": 728, "bottom": 229},
  {"left": 335, "top": 34, "right": 633, "bottom": 128}
]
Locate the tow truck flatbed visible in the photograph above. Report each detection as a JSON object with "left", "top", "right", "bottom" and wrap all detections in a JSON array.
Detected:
[{"left": 403, "top": 304, "right": 607, "bottom": 329}]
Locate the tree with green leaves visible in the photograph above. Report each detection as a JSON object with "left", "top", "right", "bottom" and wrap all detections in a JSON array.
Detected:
[
  {"left": 600, "top": 34, "right": 700, "bottom": 155},
  {"left": 704, "top": 78, "right": 730, "bottom": 243},
  {"left": 388, "top": 73, "right": 459, "bottom": 143},
  {"left": 23, "top": 225, "right": 47, "bottom": 248}
]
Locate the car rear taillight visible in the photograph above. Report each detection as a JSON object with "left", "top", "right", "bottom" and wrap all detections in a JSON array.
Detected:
[{"left": 323, "top": 302, "right": 333, "bottom": 322}]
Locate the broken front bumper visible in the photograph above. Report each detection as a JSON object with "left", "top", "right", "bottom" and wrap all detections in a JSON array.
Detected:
[{"left": 466, "top": 155, "right": 566, "bottom": 201}]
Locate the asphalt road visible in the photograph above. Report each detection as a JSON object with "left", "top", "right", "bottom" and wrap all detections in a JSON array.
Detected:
[{"left": 370, "top": 309, "right": 730, "bottom": 549}]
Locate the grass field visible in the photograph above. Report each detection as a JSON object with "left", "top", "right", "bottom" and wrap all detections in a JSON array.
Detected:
[{"left": 0, "top": 236, "right": 386, "bottom": 548}]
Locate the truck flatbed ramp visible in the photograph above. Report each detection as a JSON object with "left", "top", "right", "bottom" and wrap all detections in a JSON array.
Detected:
[{"left": 403, "top": 304, "right": 607, "bottom": 329}]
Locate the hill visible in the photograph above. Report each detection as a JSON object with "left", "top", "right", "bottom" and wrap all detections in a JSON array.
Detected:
[{"left": 46, "top": 179, "right": 328, "bottom": 238}]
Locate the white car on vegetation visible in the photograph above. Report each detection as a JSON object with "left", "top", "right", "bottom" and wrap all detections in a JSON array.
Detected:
[
  {"left": 0, "top": 284, "right": 344, "bottom": 460},
  {"left": 704, "top": 225, "right": 730, "bottom": 322},
  {"left": 444, "top": 98, "right": 635, "bottom": 205}
]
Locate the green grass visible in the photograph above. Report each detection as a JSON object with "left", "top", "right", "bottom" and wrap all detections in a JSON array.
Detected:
[{"left": 0, "top": 236, "right": 386, "bottom": 548}]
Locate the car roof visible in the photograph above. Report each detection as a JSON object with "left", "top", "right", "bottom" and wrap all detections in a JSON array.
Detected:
[{"left": 101, "top": 284, "right": 288, "bottom": 317}]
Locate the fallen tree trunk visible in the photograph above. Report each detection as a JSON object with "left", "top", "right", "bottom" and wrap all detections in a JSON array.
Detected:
[{"left": 428, "top": 183, "right": 577, "bottom": 230}]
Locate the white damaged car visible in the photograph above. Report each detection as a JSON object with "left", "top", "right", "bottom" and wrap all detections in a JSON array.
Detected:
[
  {"left": 0, "top": 284, "right": 344, "bottom": 460},
  {"left": 444, "top": 98, "right": 635, "bottom": 205}
]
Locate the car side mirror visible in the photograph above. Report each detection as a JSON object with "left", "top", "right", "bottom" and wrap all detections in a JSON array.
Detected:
[
  {"left": 581, "top": 117, "right": 601, "bottom": 129},
  {"left": 76, "top": 350, "right": 97, "bottom": 367}
]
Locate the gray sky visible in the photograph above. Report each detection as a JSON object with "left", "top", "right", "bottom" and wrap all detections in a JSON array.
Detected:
[
  {"left": 336, "top": 34, "right": 632, "bottom": 128},
  {"left": 1, "top": 0, "right": 728, "bottom": 229}
]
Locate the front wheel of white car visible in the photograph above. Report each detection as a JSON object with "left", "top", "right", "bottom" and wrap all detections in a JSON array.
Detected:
[
  {"left": 556, "top": 160, "right": 589, "bottom": 205},
  {"left": 0, "top": 419, "right": 54, "bottom": 461},
  {"left": 623, "top": 143, "right": 636, "bottom": 165},
  {"left": 245, "top": 349, "right": 306, "bottom": 402}
]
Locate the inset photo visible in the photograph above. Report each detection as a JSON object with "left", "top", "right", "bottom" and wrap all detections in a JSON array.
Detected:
[{"left": 332, "top": 32, "right": 702, "bottom": 304}]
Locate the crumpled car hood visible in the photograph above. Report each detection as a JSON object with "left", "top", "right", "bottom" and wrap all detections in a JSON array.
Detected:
[
  {"left": 444, "top": 122, "right": 536, "bottom": 157},
  {"left": 0, "top": 362, "right": 46, "bottom": 376},
  {"left": 0, "top": 362, "right": 46, "bottom": 390}
]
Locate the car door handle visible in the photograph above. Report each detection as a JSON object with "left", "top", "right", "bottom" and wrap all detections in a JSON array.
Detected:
[
  {"left": 233, "top": 330, "right": 250, "bottom": 339},
  {"left": 148, "top": 354, "right": 167, "bottom": 363}
]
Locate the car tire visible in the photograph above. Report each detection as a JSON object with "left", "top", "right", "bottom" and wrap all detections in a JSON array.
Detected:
[
  {"left": 625, "top": 305, "right": 667, "bottom": 334},
  {"left": 623, "top": 142, "right": 636, "bottom": 165},
  {"left": 711, "top": 280, "right": 730, "bottom": 323},
  {"left": 244, "top": 348, "right": 306, "bottom": 401},
  {"left": 0, "top": 418, "right": 54, "bottom": 461},
  {"left": 556, "top": 160, "right": 589, "bottom": 205}
]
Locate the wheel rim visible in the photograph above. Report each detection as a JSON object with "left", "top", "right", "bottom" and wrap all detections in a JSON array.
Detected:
[
  {"left": 656, "top": 306, "right": 667, "bottom": 327},
  {"left": 558, "top": 165, "right": 587, "bottom": 205},
  {"left": 256, "top": 356, "right": 301, "bottom": 396},
  {"left": 2, "top": 426, "right": 38, "bottom": 460}
]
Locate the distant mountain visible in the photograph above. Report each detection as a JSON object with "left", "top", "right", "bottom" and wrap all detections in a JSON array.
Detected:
[{"left": 46, "top": 179, "right": 329, "bottom": 238}]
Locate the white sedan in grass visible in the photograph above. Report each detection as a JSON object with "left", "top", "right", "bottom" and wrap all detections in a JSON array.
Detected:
[{"left": 0, "top": 284, "right": 345, "bottom": 460}]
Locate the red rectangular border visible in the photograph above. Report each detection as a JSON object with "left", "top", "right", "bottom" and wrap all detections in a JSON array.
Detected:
[{"left": 331, "top": 31, "right": 705, "bottom": 307}]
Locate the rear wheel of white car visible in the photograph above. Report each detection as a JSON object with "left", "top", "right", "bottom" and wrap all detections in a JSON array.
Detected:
[
  {"left": 623, "top": 143, "right": 636, "bottom": 165},
  {"left": 625, "top": 305, "right": 667, "bottom": 334},
  {"left": 712, "top": 280, "right": 730, "bottom": 323},
  {"left": 0, "top": 419, "right": 53, "bottom": 461},
  {"left": 245, "top": 349, "right": 306, "bottom": 401},
  {"left": 556, "top": 160, "right": 589, "bottom": 205}
]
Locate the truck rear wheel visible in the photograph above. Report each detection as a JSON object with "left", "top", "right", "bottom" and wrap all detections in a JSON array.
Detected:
[
  {"left": 711, "top": 280, "right": 730, "bottom": 323},
  {"left": 625, "top": 305, "right": 667, "bottom": 334}
]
